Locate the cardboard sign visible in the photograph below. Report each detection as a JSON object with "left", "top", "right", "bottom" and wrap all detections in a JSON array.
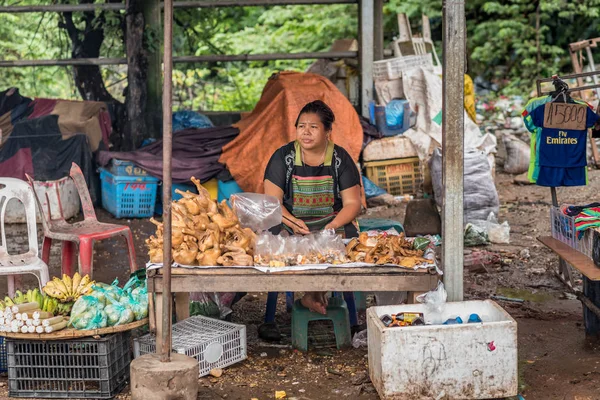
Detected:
[{"left": 543, "top": 102, "right": 587, "bottom": 130}]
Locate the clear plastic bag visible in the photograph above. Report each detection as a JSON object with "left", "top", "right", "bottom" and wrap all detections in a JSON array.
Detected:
[
  {"left": 118, "top": 293, "right": 148, "bottom": 321},
  {"left": 68, "top": 296, "right": 109, "bottom": 330},
  {"left": 105, "top": 300, "right": 135, "bottom": 326},
  {"left": 254, "top": 229, "right": 348, "bottom": 266},
  {"left": 416, "top": 281, "right": 447, "bottom": 324},
  {"left": 231, "top": 193, "right": 282, "bottom": 231},
  {"left": 470, "top": 212, "right": 510, "bottom": 244}
]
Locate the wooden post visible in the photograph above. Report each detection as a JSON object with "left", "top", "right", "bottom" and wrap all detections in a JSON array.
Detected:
[
  {"left": 159, "top": 0, "right": 174, "bottom": 363},
  {"left": 373, "top": 0, "right": 384, "bottom": 61},
  {"left": 359, "top": 0, "right": 374, "bottom": 118},
  {"left": 143, "top": 0, "right": 163, "bottom": 139},
  {"left": 441, "top": 0, "right": 465, "bottom": 302}
]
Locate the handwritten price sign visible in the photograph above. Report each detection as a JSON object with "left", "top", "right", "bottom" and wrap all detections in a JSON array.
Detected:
[{"left": 543, "top": 102, "right": 587, "bottom": 130}]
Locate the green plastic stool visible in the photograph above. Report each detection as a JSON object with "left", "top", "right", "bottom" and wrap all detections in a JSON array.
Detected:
[
  {"left": 353, "top": 291, "right": 367, "bottom": 312},
  {"left": 291, "top": 297, "right": 352, "bottom": 352}
]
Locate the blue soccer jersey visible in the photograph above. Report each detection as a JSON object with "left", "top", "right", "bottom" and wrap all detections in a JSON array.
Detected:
[{"left": 529, "top": 103, "right": 599, "bottom": 186}]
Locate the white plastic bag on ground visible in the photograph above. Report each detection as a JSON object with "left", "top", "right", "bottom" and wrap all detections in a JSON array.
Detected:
[
  {"left": 502, "top": 134, "right": 529, "bottom": 174},
  {"left": 471, "top": 212, "right": 510, "bottom": 244},
  {"left": 429, "top": 148, "right": 499, "bottom": 223}
]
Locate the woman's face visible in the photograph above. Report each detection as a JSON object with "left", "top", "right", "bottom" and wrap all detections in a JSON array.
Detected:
[{"left": 296, "top": 113, "right": 329, "bottom": 151}]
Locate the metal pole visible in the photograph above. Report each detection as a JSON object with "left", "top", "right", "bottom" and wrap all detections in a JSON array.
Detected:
[
  {"left": 0, "top": 0, "right": 358, "bottom": 13},
  {"left": 373, "top": 0, "right": 384, "bottom": 61},
  {"left": 161, "top": 0, "right": 174, "bottom": 363},
  {"left": 359, "top": 0, "right": 374, "bottom": 118},
  {"left": 441, "top": 0, "right": 465, "bottom": 302},
  {"left": 0, "top": 51, "right": 358, "bottom": 68}
]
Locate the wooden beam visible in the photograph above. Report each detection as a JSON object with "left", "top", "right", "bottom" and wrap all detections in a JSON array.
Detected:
[
  {"left": 0, "top": 51, "right": 358, "bottom": 68},
  {"left": 441, "top": 0, "right": 466, "bottom": 302},
  {"left": 359, "top": 0, "right": 374, "bottom": 118},
  {"left": 0, "top": 0, "right": 358, "bottom": 13},
  {"left": 538, "top": 236, "right": 600, "bottom": 281}
]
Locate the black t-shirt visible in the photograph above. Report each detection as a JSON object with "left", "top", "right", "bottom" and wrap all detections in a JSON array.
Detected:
[{"left": 264, "top": 141, "right": 360, "bottom": 215}]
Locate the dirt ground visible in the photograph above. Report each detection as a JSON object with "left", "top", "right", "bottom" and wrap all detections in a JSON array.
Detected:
[{"left": 1, "top": 166, "right": 600, "bottom": 399}]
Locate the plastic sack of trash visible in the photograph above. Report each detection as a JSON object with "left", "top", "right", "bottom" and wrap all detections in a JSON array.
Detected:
[
  {"left": 363, "top": 176, "right": 387, "bottom": 199},
  {"left": 172, "top": 110, "right": 213, "bottom": 132},
  {"left": 430, "top": 147, "right": 499, "bottom": 223},
  {"left": 68, "top": 295, "right": 108, "bottom": 330},
  {"left": 471, "top": 212, "right": 510, "bottom": 244},
  {"left": 417, "top": 281, "right": 447, "bottom": 324},
  {"left": 503, "top": 134, "right": 529, "bottom": 174},
  {"left": 231, "top": 193, "right": 282, "bottom": 231}
]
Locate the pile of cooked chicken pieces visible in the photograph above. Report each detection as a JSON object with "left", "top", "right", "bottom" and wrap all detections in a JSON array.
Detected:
[
  {"left": 146, "top": 177, "right": 256, "bottom": 266},
  {"left": 346, "top": 232, "right": 428, "bottom": 268}
]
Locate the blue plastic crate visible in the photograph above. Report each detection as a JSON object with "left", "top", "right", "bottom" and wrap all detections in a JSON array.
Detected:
[
  {"left": 100, "top": 168, "right": 159, "bottom": 218},
  {"left": 110, "top": 159, "right": 148, "bottom": 176},
  {"left": 0, "top": 336, "right": 6, "bottom": 373}
]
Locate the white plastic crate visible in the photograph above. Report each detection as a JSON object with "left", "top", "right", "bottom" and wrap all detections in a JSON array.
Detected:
[
  {"left": 373, "top": 53, "right": 433, "bottom": 81},
  {"left": 133, "top": 316, "right": 246, "bottom": 377},
  {"left": 367, "top": 300, "right": 518, "bottom": 399},
  {"left": 550, "top": 206, "right": 578, "bottom": 250}
]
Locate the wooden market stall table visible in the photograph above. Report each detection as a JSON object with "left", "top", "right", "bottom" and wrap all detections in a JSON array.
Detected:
[{"left": 146, "top": 266, "right": 439, "bottom": 337}]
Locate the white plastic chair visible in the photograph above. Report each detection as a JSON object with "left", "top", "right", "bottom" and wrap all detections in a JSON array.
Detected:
[{"left": 0, "top": 178, "right": 50, "bottom": 297}]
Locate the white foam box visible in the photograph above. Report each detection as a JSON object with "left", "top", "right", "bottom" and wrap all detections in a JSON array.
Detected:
[
  {"left": 367, "top": 300, "right": 518, "bottom": 399},
  {"left": 363, "top": 135, "right": 418, "bottom": 162}
]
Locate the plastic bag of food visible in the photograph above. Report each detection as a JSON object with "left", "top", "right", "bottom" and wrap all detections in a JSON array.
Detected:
[
  {"left": 68, "top": 296, "right": 109, "bottom": 330},
  {"left": 119, "top": 293, "right": 148, "bottom": 321},
  {"left": 470, "top": 212, "right": 510, "bottom": 244},
  {"left": 231, "top": 193, "right": 282, "bottom": 231},
  {"left": 105, "top": 301, "right": 135, "bottom": 326},
  {"left": 94, "top": 281, "right": 124, "bottom": 302}
]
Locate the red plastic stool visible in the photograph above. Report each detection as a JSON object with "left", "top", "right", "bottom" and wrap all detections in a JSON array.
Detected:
[{"left": 27, "top": 163, "right": 137, "bottom": 278}]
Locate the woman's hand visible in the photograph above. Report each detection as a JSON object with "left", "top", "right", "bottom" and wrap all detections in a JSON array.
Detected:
[
  {"left": 324, "top": 222, "right": 338, "bottom": 231},
  {"left": 284, "top": 216, "right": 310, "bottom": 235}
]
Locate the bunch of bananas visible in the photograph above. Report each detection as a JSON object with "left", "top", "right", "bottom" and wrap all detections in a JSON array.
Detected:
[{"left": 43, "top": 273, "right": 95, "bottom": 304}]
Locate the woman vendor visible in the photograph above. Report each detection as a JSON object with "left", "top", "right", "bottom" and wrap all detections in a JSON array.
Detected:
[{"left": 260, "top": 100, "right": 362, "bottom": 340}]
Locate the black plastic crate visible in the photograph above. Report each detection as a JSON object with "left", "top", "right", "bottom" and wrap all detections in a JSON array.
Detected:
[
  {"left": 0, "top": 337, "right": 7, "bottom": 373},
  {"left": 7, "top": 332, "right": 131, "bottom": 399}
]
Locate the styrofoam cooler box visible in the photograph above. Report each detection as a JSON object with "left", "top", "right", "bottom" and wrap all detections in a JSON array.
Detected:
[
  {"left": 367, "top": 300, "right": 517, "bottom": 399},
  {"left": 4, "top": 177, "right": 80, "bottom": 223}
]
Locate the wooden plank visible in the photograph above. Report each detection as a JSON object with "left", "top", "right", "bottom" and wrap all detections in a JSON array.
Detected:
[
  {"left": 155, "top": 293, "right": 163, "bottom": 354},
  {"left": 154, "top": 266, "right": 432, "bottom": 276},
  {"left": 0, "top": 318, "right": 148, "bottom": 341},
  {"left": 175, "top": 292, "right": 190, "bottom": 322},
  {"left": 151, "top": 273, "right": 439, "bottom": 293},
  {"left": 538, "top": 236, "right": 600, "bottom": 281}
]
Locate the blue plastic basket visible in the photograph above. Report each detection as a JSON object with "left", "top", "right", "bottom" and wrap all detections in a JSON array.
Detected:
[
  {"left": 110, "top": 159, "right": 148, "bottom": 176},
  {"left": 100, "top": 168, "right": 159, "bottom": 218},
  {"left": 0, "top": 336, "right": 6, "bottom": 373}
]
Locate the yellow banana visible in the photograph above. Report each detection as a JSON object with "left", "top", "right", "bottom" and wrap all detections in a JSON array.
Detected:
[
  {"left": 52, "top": 277, "right": 69, "bottom": 295},
  {"left": 43, "top": 285, "right": 66, "bottom": 299},
  {"left": 71, "top": 272, "right": 81, "bottom": 295},
  {"left": 76, "top": 275, "right": 91, "bottom": 296},
  {"left": 80, "top": 281, "right": 95, "bottom": 296},
  {"left": 62, "top": 274, "right": 73, "bottom": 296}
]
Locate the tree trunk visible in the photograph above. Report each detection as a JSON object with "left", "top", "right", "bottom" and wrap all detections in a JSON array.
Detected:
[
  {"left": 143, "top": 0, "right": 163, "bottom": 140},
  {"left": 125, "top": 0, "right": 149, "bottom": 150}
]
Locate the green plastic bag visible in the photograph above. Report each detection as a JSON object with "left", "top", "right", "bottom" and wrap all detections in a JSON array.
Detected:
[
  {"left": 68, "top": 296, "right": 108, "bottom": 330},
  {"left": 105, "top": 301, "right": 135, "bottom": 326}
]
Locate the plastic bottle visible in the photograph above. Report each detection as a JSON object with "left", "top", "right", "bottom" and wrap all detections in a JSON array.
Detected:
[
  {"left": 443, "top": 316, "right": 463, "bottom": 325},
  {"left": 467, "top": 313, "right": 482, "bottom": 323}
]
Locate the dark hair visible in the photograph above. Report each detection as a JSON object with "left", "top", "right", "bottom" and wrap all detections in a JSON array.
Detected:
[{"left": 295, "top": 100, "right": 335, "bottom": 131}]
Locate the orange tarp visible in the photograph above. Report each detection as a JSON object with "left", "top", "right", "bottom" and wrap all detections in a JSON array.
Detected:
[{"left": 220, "top": 71, "right": 363, "bottom": 194}]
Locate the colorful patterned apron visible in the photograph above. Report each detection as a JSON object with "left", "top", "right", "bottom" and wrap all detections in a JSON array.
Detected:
[{"left": 285, "top": 141, "right": 358, "bottom": 237}]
